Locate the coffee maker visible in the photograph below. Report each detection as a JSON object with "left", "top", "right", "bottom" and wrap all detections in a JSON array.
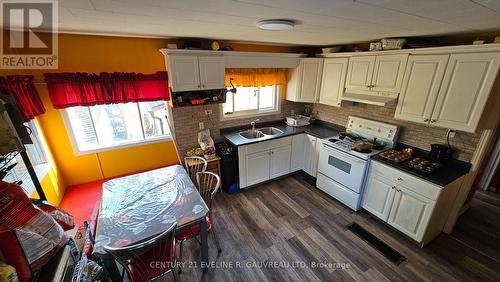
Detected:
[{"left": 429, "top": 144, "right": 453, "bottom": 161}]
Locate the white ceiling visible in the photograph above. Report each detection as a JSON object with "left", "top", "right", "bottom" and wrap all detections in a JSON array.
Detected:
[{"left": 58, "top": 0, "right": 500, "bottom": 46}]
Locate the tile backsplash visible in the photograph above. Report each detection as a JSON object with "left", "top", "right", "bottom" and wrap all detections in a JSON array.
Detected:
[
  {"left": 170, "top": 100, "right": 305, "bottom": 159},
  {"left": 169, "top": 99, "right": 481, "bottom": 163},
  {"left": 312, "top": 103, "right": 481, "bottom": 162}
]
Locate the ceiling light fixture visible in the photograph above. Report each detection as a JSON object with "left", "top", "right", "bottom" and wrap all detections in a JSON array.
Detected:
[{"left": 257, "top": 20, "right": 295, "bottom": 31}]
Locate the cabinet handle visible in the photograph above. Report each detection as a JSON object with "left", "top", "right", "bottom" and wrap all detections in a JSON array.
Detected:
[
  {"left": 202, "top": 84, "right": 205, "bottom": 88},
  {"left": 424, "top": 118, "right": 429, "bottom": 122},
  {"left": 430, "top": 119, "right": 437, "bottom": 123},
  {"left": 366, "top": 85, "right": 370, "bottom": 88},
  {"left": 397, "top": 177, "right": 402, "bottom": 181},
  {"left": 391, "top": 186, "right": 396, "bottom": 190},
  {"left": 271, "top": 151, "right": 274, "bottom": 154},
  {"left": 396, "top": 189, "right": 401, "bottom": 192},
  {"left": 198, "top": 84, "right": 201, "bottom": 88}
]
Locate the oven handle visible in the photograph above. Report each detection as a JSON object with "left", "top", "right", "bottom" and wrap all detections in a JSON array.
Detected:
[{"left": 321, "top": 143, "right": 366, "bottom": 164}]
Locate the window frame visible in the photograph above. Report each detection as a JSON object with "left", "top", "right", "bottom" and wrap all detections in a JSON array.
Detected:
[
  {"left": 3, "top": 120, "right": 51, "bottom": 196},
  {"left": 61, "top": 102, "right": 172, "bottom": 156},
  {"left": 220, "top": 85, "right": 281, "bottom": 121}
]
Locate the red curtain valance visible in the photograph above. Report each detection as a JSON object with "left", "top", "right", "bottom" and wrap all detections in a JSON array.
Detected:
[
  {"left": 44, "top": 71, "right": 170, "bottom": 109},
  {"left": 0, "top": 75, "right": 45, "bottom": 121}
]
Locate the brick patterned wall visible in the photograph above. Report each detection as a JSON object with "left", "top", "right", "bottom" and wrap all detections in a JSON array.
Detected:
[
  {"left": 170, "top": 100, "right": 305, "bottom": 159},
  {"left": 312, "top": 103, "right": 481, "bottom": 162}
]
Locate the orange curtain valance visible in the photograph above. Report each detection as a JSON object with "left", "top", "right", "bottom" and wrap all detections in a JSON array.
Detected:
[{"left": 225, "top": 68, "right": 286, "bottom": 87}]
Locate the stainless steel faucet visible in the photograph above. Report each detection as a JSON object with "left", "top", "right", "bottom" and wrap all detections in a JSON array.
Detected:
[{"left": 250, "top": 119, "right": 260, "bottom": 131}]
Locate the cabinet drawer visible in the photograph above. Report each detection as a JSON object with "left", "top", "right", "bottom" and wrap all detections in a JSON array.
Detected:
[
  {"left": 207, "top": 161, "right": 219, "bottom": 170},
  {"left": 370, "top": 161, "right": 442, "bottom": 200},
  {"left": 245, "top": 136, "right": 292, "bottom": 154}
]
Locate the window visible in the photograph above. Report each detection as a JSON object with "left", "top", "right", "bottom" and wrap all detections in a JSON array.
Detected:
[
  {"left": 222, "top": 85, "right": 280, "bottom": 119},
  {"left": 64, "top": 101, "right": 171, "bottom": 154},
  {"left": 3, "top": 120, "right": 50, "bottom": 195}
]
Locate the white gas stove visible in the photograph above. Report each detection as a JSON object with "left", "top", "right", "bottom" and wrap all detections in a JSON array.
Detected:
[{"left": 316, "top": 116, "right": 399, "bottom": 210}]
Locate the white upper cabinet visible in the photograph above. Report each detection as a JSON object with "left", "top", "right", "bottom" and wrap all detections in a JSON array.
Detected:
[
  {"left": 395, "top": 54, "right": 449, "bottom": 124},
  {"left": 371, "top": 54, "right": 409, "bottom": 92},
  {"left": 166, "top": 54, "right": 225, "bottom": 92},
  {"left": 287, "top": 58, "right": 324, "bottom": 103},
  {"left": 430, "top": 52, "right": 500, "bottom": 132},
  {"left": 198, "top": 56, "right": 226, "bottom": 90},
  {"left": 319, "top": 58, "right": 348, "bottom": 107},
  {"left": 345, "top": 56, "right": 376, "bottom": 91},
  {"left": 167, "top": 55, "right": 201, "bottom": 92},
  {"left": 345, "top": 54, "right": 408, "bottom": 93}
]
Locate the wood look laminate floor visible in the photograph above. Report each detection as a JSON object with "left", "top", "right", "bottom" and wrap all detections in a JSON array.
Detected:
[{"left": 174, "top": 174, "right": 500, "bottom": 282}]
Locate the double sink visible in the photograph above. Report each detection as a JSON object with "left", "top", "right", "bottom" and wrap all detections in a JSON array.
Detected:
[{"left": 239, "top": 127, "right": 283, "bottom": 140}]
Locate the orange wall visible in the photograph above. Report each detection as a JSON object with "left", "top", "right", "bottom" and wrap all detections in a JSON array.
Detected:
[
  {"left": 0, "top": 33, "right": 302, "bottom": 194},
  {"left": 1, "top": 34, "right": 181, "bottom": 188}
]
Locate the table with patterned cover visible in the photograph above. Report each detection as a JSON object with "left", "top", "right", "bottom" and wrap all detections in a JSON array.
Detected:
[{"left": 93, "top": 165, "right": 210, "bottom": 279}]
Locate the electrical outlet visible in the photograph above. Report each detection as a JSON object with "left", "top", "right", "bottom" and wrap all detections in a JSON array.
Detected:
[
  {"left": 447, "top": 129, "right": 456, "bottom": 138},
  {"left": 204, "top": 110, "right": 213, "bottom": 115},
  {"left": 199, "top": 122, "right": 204, "bottom": 130}
]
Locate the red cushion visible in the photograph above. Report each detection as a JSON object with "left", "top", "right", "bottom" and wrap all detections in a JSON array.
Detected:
[{"left": 175, "top": 215, "right": 212, "bottom": 241}]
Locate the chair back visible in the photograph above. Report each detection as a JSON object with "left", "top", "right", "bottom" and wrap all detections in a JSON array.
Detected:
[
  {"left": 104, "top": 223, "right": 177, "bottom": 282},
  {"left": 184, "top": 156, "right": 207, "bottom": 183},
  {"left": 196, "top": 171, "right": 221, "bottom": 210}
]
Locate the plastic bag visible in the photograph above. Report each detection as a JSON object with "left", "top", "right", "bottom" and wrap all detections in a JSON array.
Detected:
[
  {"left": 198, "top": 129, "right": 216, "bottom": 159},
  {"left": 0, "top": 181, "right": 67, "bottom": 282}
]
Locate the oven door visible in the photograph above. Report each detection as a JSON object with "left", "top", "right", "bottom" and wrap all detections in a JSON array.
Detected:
[{"left": 318, "top": 142, "right": 367, "bottom": 193}]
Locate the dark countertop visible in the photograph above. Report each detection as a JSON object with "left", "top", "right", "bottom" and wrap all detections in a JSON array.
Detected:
[
  {"left": 221, "top": 120, "right": 344, "bottom": 147},
  {"left": 371, "top": 143, "right": 472, "bottom": 187}
]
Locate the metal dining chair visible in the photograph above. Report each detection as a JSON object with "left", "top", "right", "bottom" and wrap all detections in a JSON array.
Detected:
[
  {"left": 175, "top": 171, "right": 222, "bottom": 273},
  {"left": 104, "top": 223, "right": 179, "bottom": 282},
  {"left": 184, "top": 156, "right": 207, "bottom": 184}
]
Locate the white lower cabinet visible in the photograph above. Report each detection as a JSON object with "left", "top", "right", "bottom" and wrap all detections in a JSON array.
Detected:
[
  {"left": 387, "top": 186, "right": 435, "bottom": 241},
  {"left": 303, "top": 135, "right": 318, "bottom": 177},
  {"left": 245, "top": 151, "right": 271, "bottom": 186},
  {"left": 362, "top": 173, "right": 396, "bottom": 221},
  {"left": 291, "top": 134, "right": 306, "bottom": 172},
  {"left": 362, "top": 161, "right": 463, "bottom": 245},
  {"left": 239, "top": 134, "right": 320, "bottom": 188},
  {"left": 290, "top": 133, "right": 319, "bottom": 177},
  {"left": 239, "top": 137, "right": 292, "bottom": 188},
  {"left": 270, "top": 146, "right": 292, "bottom": 178}
]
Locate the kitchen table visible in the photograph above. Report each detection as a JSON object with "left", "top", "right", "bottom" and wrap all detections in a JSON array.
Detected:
[{"left": 93, "top": 165, "right": 210, "bottom": 281}]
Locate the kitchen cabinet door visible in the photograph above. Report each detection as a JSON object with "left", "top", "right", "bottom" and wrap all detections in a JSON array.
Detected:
[
  {"left": 345, "top": 56, "right": 375, "bottom": 91},
  {"left": 362, "top": 172, "right": 396, "bottom": 221},
  {"left": 270, "top": 145, "right": 292, "bottom": 178},
  {"left": 303, "top": 135, "right": 318, "bottom": 177},
  {"left": 287, "top": 58, "right": 323, "bottom": 103},
  {"left": 387, "top": 186, "right": 435, "bottom": 242},
  {"left": 394, "top": 54, "right": 449, "bottom": 125},
  {"left": 430, "top": 52, "right": 500, "bottom": 132},
  {"left": 291, "top": 134, "right": 306, "bottom": 172},
  {"left": 167, "top": 55, "right": 201, "bottom": 92},
  {"left": 299, "top": 58, "right": 324, "bottom": 102},
  {"left": 319, "top": 58, "right": 348, "bottom": 107},
  {"left": 371, "top": 54, "right": 408, "bottom": 93},
  {"left": 246, "top": 151, "right": 271, "bottom": 186},
  {"left": 198, "top": 56, "right": 225, "bottom": 90}
]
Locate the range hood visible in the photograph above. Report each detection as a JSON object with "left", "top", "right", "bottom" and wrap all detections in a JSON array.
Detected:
[{"left": 342, "top": 92, "right": 398, "bottom": 107}]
